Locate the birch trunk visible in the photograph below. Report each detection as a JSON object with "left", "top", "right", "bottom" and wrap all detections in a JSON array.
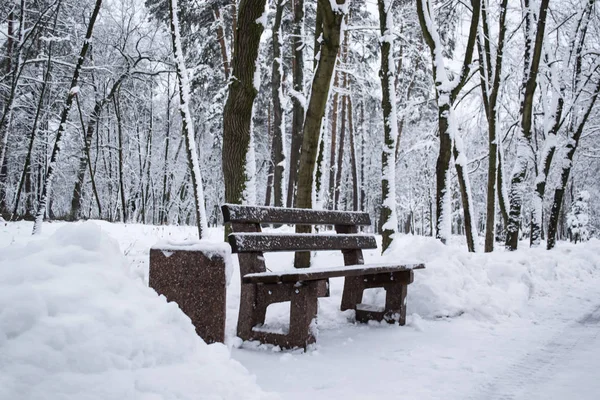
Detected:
[
  {"left": 169, "top": 0, "right": 209, "bottom": 238},
  {"left": 378, "top": 0, "right": 399, "bottom": 253}
]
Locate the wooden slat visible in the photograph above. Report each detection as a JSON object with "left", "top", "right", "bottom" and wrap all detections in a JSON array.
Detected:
[
  {"left": 242, "top": 263, "right": 426, "bottom": 284},
  {"left": 222, "top": 204, "right": 371, "bottom": 226},
  {"left": 228, "top": 233, "right": 377, "bottom": 253}
]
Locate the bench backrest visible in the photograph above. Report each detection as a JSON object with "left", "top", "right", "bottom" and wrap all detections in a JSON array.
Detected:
[{"left": 221, "top": 204, "right": 376, "bottom": 277}]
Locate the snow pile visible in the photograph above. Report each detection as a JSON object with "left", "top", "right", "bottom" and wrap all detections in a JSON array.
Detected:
[
  {"left": 383, "top": 235, "right": 600, "bottom": 320},
  {"left": 0, "top": 222, "right": 273, "bottom": 400}
]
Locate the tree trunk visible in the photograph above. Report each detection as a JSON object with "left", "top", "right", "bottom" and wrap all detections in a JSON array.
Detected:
[
  {"left": 271, "top": 0, "right": 286, "bottom": 207},
  {"left": 530, "top": 74, "right": 563, "bottom": 246},
  {"left": 328, "top": 71, "right": 340, "bottom": 208},
  {"left": 32, "top": 0, "right": 103, "bottom": 235},
  {"left": 294, "top": 0, "right": 345, "bottom": 267},
  {"left": 505, "top": 0, "right": 550, "bottom": 250},
  {"left": 417, "top": 0, "right": 480, "bottom": 251},
  {"left": 0, "top": 0, "right": 26, "bottom": 215},
  {"left": 169, "top": 0, "right": 209, "bottom": 238},
  {"left": 12, "top": 2, "right": 60, "bottom": 219},
  {"left": 378, "top": 0, "right": 399, "bottom": 253},
  {"left": 348, "top": 95, "right": 358, "bottom": 211},
  {"left": 113, "top": 95, "right": 128, "bottom": 222},
  {"left": 222, "top": 0, "right": 268, "bottom": 205},
  {"left": 213, "top": 5, "right": 230, "bottom": 79},
  {"left": 286, "top": 0, "right": 306, "bottom": 207},
  {"left": 547, "top": 79, "right": 600, "bottom": 249},
  {"left": 161, "top": 74, "right": 172, "bottom": 224},
  {"left": 479, "top": 0, "right": 508, "bottom": 252}
]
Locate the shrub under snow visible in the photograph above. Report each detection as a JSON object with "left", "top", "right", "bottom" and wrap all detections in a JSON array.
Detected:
[{"left": 0, "top": 222, "right": 273, "bottom": 400}]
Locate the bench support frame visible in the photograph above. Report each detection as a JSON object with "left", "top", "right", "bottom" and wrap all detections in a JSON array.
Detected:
[{"left": 224, "top": 205, "right": 422, "bottom": 349}]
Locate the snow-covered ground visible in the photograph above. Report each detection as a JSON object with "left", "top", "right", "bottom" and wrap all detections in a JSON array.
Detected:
[{"left": 2, "top": 220, "right": 600, "bottom": 399}]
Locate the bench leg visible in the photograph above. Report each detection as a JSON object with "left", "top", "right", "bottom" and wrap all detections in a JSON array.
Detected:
[
  {"left": 341, "top": 276, "right": 365, "bottom": 311},
  {"left": 288, "top": 281, "right": 319, "bottom": 349},
  {"left": 384, "top": 284, "right": 408, "bottom": 325},
  {"left": 237, "top": 283, "right": 268, "bottom": 341}
]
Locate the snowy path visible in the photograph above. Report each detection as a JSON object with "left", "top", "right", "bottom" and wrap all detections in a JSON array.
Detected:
[
  {"left": 233, "top": 302, "right": 600, "bottom": 400},
  {"left": 472, "top": 304, "right": 600, "bottom": 400}
]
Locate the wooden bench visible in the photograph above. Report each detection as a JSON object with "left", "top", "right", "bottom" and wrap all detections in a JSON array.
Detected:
[{"left": 222, "top": 204, "right": 425, "bottom": 349}]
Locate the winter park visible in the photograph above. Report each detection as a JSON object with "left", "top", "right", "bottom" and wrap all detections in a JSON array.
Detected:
[{"left": 2, "top": 0, "right": 600, "bottom": 399}]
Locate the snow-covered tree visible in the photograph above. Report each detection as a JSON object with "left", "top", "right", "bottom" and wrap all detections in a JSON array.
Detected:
[{"left": 567, "top": 190, "right": 590, "bottom": 243}]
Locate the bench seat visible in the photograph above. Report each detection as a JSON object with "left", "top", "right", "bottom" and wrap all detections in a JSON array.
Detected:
[{"left": 243, "top": 262, "right": 425, "bottom": 284}]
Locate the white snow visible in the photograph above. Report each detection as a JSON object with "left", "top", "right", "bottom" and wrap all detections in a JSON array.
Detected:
[
  {"left": 3, "top": 220, "right": 600, "bottom": 399},
  {"left": 0, "top": 222, "right": 272, "bottom": 400}
]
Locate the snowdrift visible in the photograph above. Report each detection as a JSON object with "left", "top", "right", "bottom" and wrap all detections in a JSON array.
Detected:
[
  {"left": 0, "top": 222, "right": 272, "bottom": 400},
  {"left": 384, "top": 235, "right": 600, "bottom": 321}
]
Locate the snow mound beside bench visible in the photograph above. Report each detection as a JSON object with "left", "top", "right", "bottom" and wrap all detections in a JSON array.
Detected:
[{"left": 0, "top": 222, "right": 273, "bottom": 400}]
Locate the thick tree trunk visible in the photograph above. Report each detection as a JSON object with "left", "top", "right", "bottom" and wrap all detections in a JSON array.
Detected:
[
  {"left": 32, "top": 0, "right": 103, "bottom": 235},
  {"left": 222, "top": 0, "right": 267, "bottom": 205},
  {"left": 286, "top": 0, "right": 306, "bottom": 207},
  {"left": 294, "top": 0, "right": 345, "bottom": 267}
]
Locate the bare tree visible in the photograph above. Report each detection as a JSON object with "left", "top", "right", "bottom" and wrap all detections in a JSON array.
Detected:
[
  {"left": 417, "top": 0, "right": 481, "bottom": 252},
  {"left": 32, "top": 0, "right": 103, "bottom": 235}
]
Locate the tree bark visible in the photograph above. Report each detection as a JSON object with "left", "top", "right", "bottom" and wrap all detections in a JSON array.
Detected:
[
  {"left": 286, "top": 0, "right": 306, "bottom": 207},
  {"left": 213, "top": 5, "right": 230, "bottom": 79},
  {"left": 294, "top": 0, "right": 345, "bottom": 267},
  {"left": 328, "top": 71, "right": 340, "bottom": 207},
  {"left": 222, "top": 0, "right": 268, "bottom": 205},
  {"left": 271, "top": 0, "right": 286, "bottom": 207},
  {"left": 348, "top": 95, "right": 358, "bottom": 211}
]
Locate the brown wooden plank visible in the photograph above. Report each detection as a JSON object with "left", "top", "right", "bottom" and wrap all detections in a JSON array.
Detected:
[
  {"left": 228, "top": 233, "right": 377, "bottom": 253},
  {"left": 222, "top": 204, "right": 371, "bottom": 226},
  {"left": 242, "top": 263, "right": 426, "bottom": 284}
]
